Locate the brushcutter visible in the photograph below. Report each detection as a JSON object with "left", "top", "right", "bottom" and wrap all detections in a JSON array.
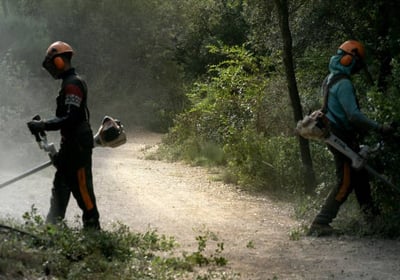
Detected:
[
  {"left": 0, "top": 116, "right": 126, "bottom": 189},
  {"left": 296, "top": 113, "right": 400, "bottom": 194},
  {"left": 323, "top": 133, "right": 400, "bottom": 193}
]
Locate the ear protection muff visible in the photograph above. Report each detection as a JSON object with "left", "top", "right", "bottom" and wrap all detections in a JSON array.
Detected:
[
  {"left": 338, "top": 49, "right": 354, "bottom": 66},
  {"left": 53, "top": 56, "right": 65, "bottom": 70}
]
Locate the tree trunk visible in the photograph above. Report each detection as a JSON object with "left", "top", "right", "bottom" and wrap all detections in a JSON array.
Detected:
[
  {"left": 273, "top": 0, "right": 316, "bottom": 194},
  {"left": 376, "top": 1, "right": 392, "bottom": 93},
  {"left": 1, "top": 0, "right": 8, "bottom": 17}
]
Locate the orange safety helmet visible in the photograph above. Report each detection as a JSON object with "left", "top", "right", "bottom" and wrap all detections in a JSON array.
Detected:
[
  {"left": 42, "top": 41, "right": 74, "bottom": 79},
  {"left": 338, "top": 40, "right": 365, "bottom": 66}
]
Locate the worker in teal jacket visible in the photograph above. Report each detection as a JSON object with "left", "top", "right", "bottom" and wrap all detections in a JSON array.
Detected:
[{"left": 308, "top": 40, "right": 393, "bottom": 236}]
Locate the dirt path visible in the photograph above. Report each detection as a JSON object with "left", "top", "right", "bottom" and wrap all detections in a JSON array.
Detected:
[{"left": 1, "top": 131, "right": 400, "bottom": 279}]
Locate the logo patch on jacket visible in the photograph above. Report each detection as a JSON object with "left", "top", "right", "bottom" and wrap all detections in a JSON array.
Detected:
[{"left": 64, "top": 84, "right": 83, "bottom": 107}]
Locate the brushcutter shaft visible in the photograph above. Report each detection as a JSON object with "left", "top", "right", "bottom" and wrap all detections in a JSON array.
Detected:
[
  {"left": 364, "top": 165, "right": 400, "bottom": 194},
  {"left": 324, "top": 134, "right": 366, "bottom": 169},
  {"left": 0, "top": 161, "right": 52, "bottom": 189}
]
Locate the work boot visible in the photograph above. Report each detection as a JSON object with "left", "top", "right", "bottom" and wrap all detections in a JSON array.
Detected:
[
  {"left": 83, "top": 216, "right": 101, "bottom": 231},
  {"left": 307, "top": 222, "right": 334, "bottom": 237},
  {"left": 361, "top": 205, "right": 380, "bottom": 223},
  {"left": 361, "top": 207, "right": 382, "bottom": 234}
]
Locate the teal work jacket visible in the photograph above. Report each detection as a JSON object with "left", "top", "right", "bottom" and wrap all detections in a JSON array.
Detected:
[{"left": 325, "top": 54, "right": 380, "bottom": 134}]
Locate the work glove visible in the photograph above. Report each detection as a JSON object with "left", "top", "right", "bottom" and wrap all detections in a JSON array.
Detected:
[
  {"left": 379, "top": 124, "right": 395, "bottom": 136},
  {"left": 27, "top": 120, "right": 45, "bottom": 134}
]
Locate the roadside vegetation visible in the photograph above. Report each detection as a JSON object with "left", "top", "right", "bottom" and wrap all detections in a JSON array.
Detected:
[{"left": 0, "top": 207, "right": 237, "bottom": 279}]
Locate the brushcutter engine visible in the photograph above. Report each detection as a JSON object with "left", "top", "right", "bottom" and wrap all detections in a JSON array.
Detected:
[{"left": 93, "top": 116, "right": 127, "bottom": 148}]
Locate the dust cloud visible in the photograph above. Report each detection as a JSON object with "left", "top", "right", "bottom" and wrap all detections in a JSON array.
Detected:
[
  {"left": 0, "top": 0, "right": 180, "bottom": 221},
  {"left": 0, "top": 69, "right": 58, "bottom": 221}
]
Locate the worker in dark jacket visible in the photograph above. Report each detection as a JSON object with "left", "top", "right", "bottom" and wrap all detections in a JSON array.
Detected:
[
  {"left": 27, "top": 41, "right": 100, "bottom": 230},
  {"left": 308, "top": 40, "right": 393, "bottom": 236}
]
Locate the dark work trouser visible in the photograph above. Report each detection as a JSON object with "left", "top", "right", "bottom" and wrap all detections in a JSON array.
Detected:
[
  {"left": 313, "top": 143, "right": 375, "bottom": 225},
  {"left": 46, "top": 131, "right": 100, "bottom": 229}
]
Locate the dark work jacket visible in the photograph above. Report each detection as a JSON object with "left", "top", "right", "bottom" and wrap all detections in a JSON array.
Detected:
[{"left": 44, "top": 68, "right": 93, "bottom": 170}]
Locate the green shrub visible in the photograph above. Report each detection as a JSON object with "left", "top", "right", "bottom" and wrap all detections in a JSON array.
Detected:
[
  {"left": 162, "top": 44, "right": 324, "bottom": 195},
  {"left": 0, "top": 208, "right": 237, "bottom": 279}
]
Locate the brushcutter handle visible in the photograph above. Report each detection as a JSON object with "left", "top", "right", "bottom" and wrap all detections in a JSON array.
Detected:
[
  {"left": 378, "top": 121, "right": 400, "bottom": 143},
  {"left": 32, "top": 129, "right": 46, "bottom": 143},
  {"left": 28, "top": 115, "right": 47, "bottom": 143},
  {"left": 391, "top": 121, "right": 400, "bottom": 134}
]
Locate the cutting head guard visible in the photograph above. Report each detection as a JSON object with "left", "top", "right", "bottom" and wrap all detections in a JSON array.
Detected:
[
  {"left": 338, "top": 40, "right": 365, "bottom": 74},
  {"left": 42, "top": 41, "right": 74, "bottom": 79}
]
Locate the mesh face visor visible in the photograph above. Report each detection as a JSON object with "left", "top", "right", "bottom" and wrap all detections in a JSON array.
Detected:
[{"left": 42, "top": 56, "right": 59, "bottom": 79}]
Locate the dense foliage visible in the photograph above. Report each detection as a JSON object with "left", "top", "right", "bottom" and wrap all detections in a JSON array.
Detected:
[{"left": 160, "top": 0, "right": 400, "bottom": 235}]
